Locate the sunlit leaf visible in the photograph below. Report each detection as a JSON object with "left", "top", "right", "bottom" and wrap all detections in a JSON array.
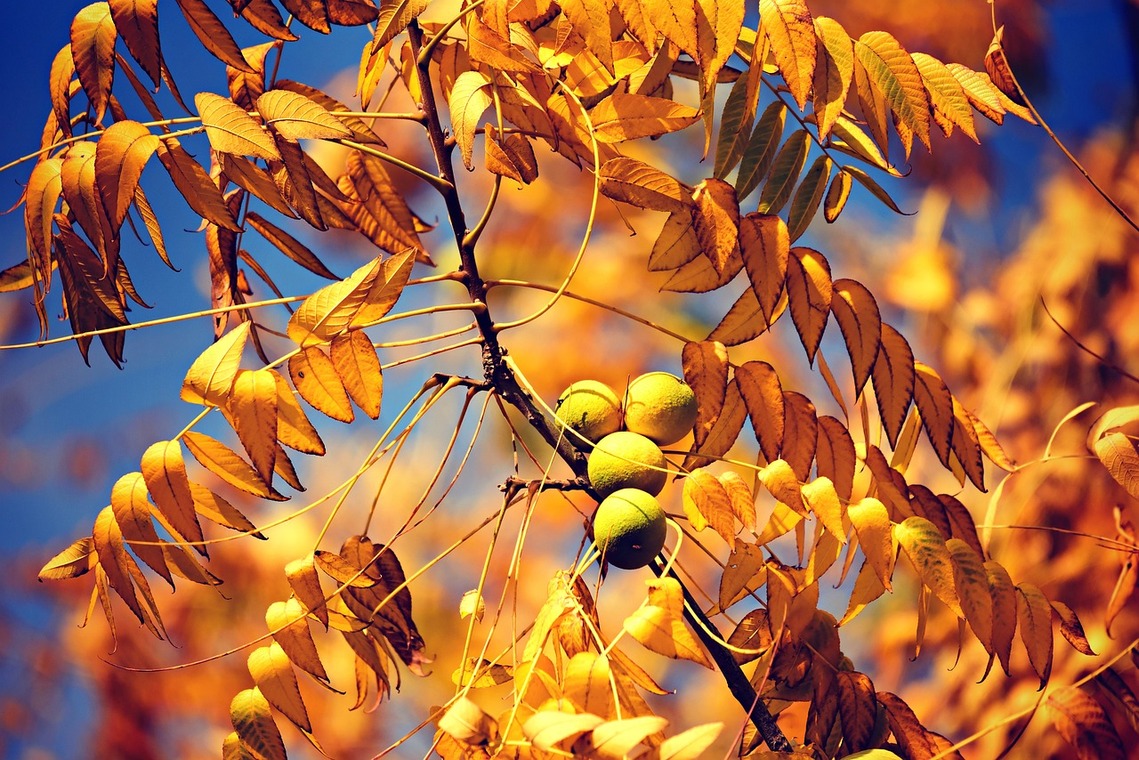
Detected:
[
  {"left": 196, "top": 92, "right": 280, "bottom": 160},
  {"left": 654, "top": 721, "right": 724, "bottom": 759},
  {"left": 830, "top": 278, "right": 881, "bottom": 396},
  {"left": 266, "top": 597, "right": 331, "bottom": 684},
  {"left": 739, "top": 213, "right": 789, "bottom": 325},
  {"left": 228, "top": 368, "right": 280, "bottom": 485},
  {"left": 1046, "top": 687, "right": 1126, "bottom": 760},
  {"left": 812, "top": 17, "right": 853, "bottom": 140},
  {"left": 182, "top": 431, "right": 285, "bottom": 501},
  {"left": 624, "top": 577, "right": 713, "bottom": 668},
  {"left": 256, "top": 89, "right": 353, "bottom": 142},
  {"left": 289, "top": 345, "right": 355, "bottom": 423},
  {"left": 288, "top": 252, "right": 414, "bottom": 346},
  {"left": 591, "top": 93, "right": 700, "bottom": 143},
  {"left": 371, "top": 0, "right": 429, "bottom": 51},
  {"left": 682, "top": 340, "right": 729, "bottom": 451},
  {"left": 757, "top": 130, "right": 810, "bottom": 215},
  {"left": 248, "top": 643, "right": 311, "bottom": 733},
  {"left": 230, "top": 687, "right": 286, "bottom": 760},
  {"left": 913, "top": 362, "right": 954, "bottom": 467},
  {"left": 141, "top": 440, "right": 206, "bottom": 549},
  {"left": 682, "top": 469, "right": 735, "bottom": 543},
  {"left": 181, "top": 321, "right": 251, "bottom": 407},
  {"left": 894, "top": 516, "right": 963, "bottom": 618},
  {"left": 856, "top": 31, "right": 930, "bottom": 156},
  {"left": 691, "top": 178, "right": 740, "bottom": 274},
  {"left": 71, "top": 2, "right": 117, "bottom": 124},
  {"left": 736, "top": 360, "right": 784, "bottom": 462},
  {"left": 449, "top": 70, "right": 492, "bottom": 170},
  {"left": 38, "top": 536, "right": 96, "bottom": 582},
  {"left": 588, "top": 715, "right": 670, "bottom": 758},
  {"left": 760, "top": 0, "right": 816, "bottom": 109},
  {"left": 785, "top": 246, "right": 832, "bottom": 363},
  {"left": 912, "top": 52, "right": 977, "bottom": 142},
  {"left": 92, "top": 505, "right": 145, "bottom": 625},
  {"left": 156, "top": 138, "right": 241, "bottom": 230},
  {"left": 1016, "top": 582, "right": 1053, "bottom": 688},
  {"left": 600, "top": 156, "right": 693, "bottom": 213},
  {"left": 175, "top": 0, "right": 254, "bottom": 71},
  {"left": 719, "top": 539, "right": 767, "bottom": 609}
]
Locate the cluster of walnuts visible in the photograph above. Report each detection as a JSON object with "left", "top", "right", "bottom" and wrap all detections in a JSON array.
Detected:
[{"left": 554, "top": 373, "right": 698, "bottom": 569}]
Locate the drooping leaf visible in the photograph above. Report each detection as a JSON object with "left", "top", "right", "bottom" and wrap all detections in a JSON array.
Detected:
[
  {"left": 894, "top": 516, "right": 963, "bottom": 618},
  {"left": 371, "top": 0, "right": 429, "bottom": 51},
  {"left": 287, "top": 252, "right": 415, "bottom": 346},
  {"left": 757, "top": 130, "right": 810, "bottom": 215},
  {"left": 760, "top": 0, "right": 816, "bottom": 109},
  {"left": 285, "top": 555, "right": 328, "bottom": 628},
  {"left": 229, "top": 687, "right": 286, "bottom": 760},
  {"left": 1051, "top": 600, "right": 1096, "bottom": 656},
  {"left": 739, "top": 213, "right": 789, "bottom": 325},
  {"left": 227, "top": 368, "right": 280, "bottom": 485},
  {"left": 587, "top": 715, "right": 670, "bottom": 758},
  {"left": 141, "top": 440, "right": 206, "bottom": 550},
  {"left": 984, "top": 559, "right": 1017, "bottom": 676},
  {"left": 682, "top": 468, "right": 736, "bottom": 543},
  {"left": 787, "top": 155, "right": 832, "bottom": 241},
  {"left": 736, "top": 360, "right": 784, "bottom": 462},
  {"left": 156, "top": 138, "right": 241, "bottom": 230},
  {"left": 1094, "top": 432, "right": 1139, "bottom": 501},
  {"left": 175, "top": 0, "right": 254, "bottom": 72},
  {"left": 844, "top": 165, "right": 906, "bottom": 214},
  {"left": 624, "top": 577, "right": 713, "bottom": 668},
  {"left": 71, "top": 2, "right": 117, "bottom": 124},
  {"left": 785, "top": 246, "right": 832, "bottom": 363},
  {"left": 735, "top": 100, "right": 786, "bottom": 200},
  {"left": 812, "top": 17, "right": 854, "bottom": 140},
  {"left": 245, "top": 212, "right": 337, "bottom": 280},
  {"left": 781, "top": 390, "right": 818, "bottom": 480},
  {"left": 946, "top": 62, "right": 1007, "bottom": 124},
  {"left": 248, "top": 643, "right": 311, "bottom": 733},
  {"left": 848, "top": 497, "right": 893, "bottom": 589},
  {"left": 823, "top": 164, "right": 853, "bottom": 223},
  {"left": 190, "top": 482, "right": 263, "bottom": 537},
  {"left": 110, "top": 471, "right": 172, "bottom": 586},
  {"left": 338, "top": 152, "right": 428, "bottom": 260},
  {"left": 1046, "top": 687, "right": 1126, "bottom": 760},
  {"left": 1016, "top": 582, "right": 1054, "bottom": 688},
  {"left": 836, "top": 671, "right": 877, "bottom": 753},
  {"left": 682, "top": 340, "right": 729, "bottom": 451},
  {"left": 180, "top": 321, "right": 251, "bottom": 407},
  {"left": 38, "top": 536, "right": 96, "bottom": 582},
  {"left": 448, "top": 70, "right": 492, "bottom": 170},
  {"left": 600, "top": 157, "right": 692, "bottom": 213},
  {"left": 272, "top": 370, "right": 325, "bottom": 456},
  {"left": 913, "top": 362, "right": 954, "bottom": 467},
  {"left": 96, "top": 120, "right": 160, "bottom": 234},
  {"left": 92, "top": 505, "right": 145, "bottom": 625},
  {"left": 484, "top": 124, "right": 538, "bottom": 185},
  {"left": 654, "top": 721, "right": 724, "bottom": 760},
  {"left": 830, "top": 278, "right": 881, "bottom": 396},
  {"left": 872, "top": 324, "right": 915, "bottom": 447},
  {"left": 946, "top": 538, "right": 993, "bottom": 653},
  {"left": 816, "top": 415, "right": 856, "bottom": 501},
  {"left": 266, "top": 597, "right": 331, "bottom": 684},
  {"left": 911, "top": 52, "right": 977, "bottom": 142},
  {"left": 288, "top": 345, "right": 355, "bottom": 423},
  {"left": 856, "top": 31, "right": 931, "bottom": 156},
  {"left": 182, "top": 431, "right": 285, "bottom": 501},
  {"left": 691, "top": 178, "right": 740, "bottom": 274}
]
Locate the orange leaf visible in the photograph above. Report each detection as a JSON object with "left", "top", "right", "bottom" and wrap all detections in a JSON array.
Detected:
[
  {"left": 739, "top": 214, "right": 789, "bottom": 325},
  {"left": 155, "top": 138, "right": 240, "bottom": 230},
  {"left": 371, "top": 0, "right": 429, "bottom": 51},
  {"left": 946, "top": 538, "right": 993, "bottom": 653},
  {"left": 735, "top": 360, "right": 784, "bottom": 462},
  {"left": 266, "top": 597, "right": 331, "bottom": 684},
  {"left": 871, "top": 323, "right": 914, "bottom": 447},
  {"left": 691, "top": 178, "right": 740, "bottom": 274},
  {"left": 329, "top": 331, "right": 383, "bottom": 419},
  {"left": 816, "top": 415, "right": 856, "bottom": 500},
  {"left": 823, "top": 166, "right": 852, "bottom": 223},
  {"left": 856, "top": 31, "right": 931, "bottom": 156},
  {"left": 285, "top": 556, "right": 328, "bottom": 629},
  {"left": 946, "top": 63, "right": 1006, "bottom": 125},
  {"left": 141, "top": 441, "right": 206, "bottom": 549},
  {"left": 785, "top": 246, "right": 832, "bottom": 363},
  {"left": 719, "top": 471, "right": 756, "bottom": 532},
  {"left": 24, "top": 157, "right": 65, "bottom": 297},
  {"left": 71, "top": 2, "right": 117, "bottom": 124},
  {"left": 227, "top": 369, "right": 280, "bottom": 485},
  {"left": 484, "top": 124, "right": 538, "bottom": 185},
  {"left": 705, "top": 286, "right": 786, "bottom": 346},
  {"left": 38, "top": 536, "right": 96, "bottom": 582},
  {"left": 109, "top": 0, "right": 161, "bottom": 87},
  {"left": 180, "top": 321, "right": 251, "bottom": 407},
  {"left": 110, "top": 471, "right": 172, "bottom": 587},
  {"left": 245, "top": 211, "right": 337, "bottom": 280},
  {"left": 760, "top": 0, "right": 816, "bottom": 109},
  {"left": 599, "top": 157, "right": 693, "bottom": 213},
  {"left": 174, "top": 0, "right": 254, "bottom": 72},
  {"left": 339, "top": 152, "right": 426, "bottom": 259},
  {"left": 912, "top": 52, "right": 977, "bottom": 142},
  {"left": 830, "top": 278, "right": 881, "bottom": 396},
  {"left": 190, "top": 481, "right": 263, "bottom": 537},
  {"left": 682, "top": 340, "right": 729, "bottom": 450},
  {"left": 839, "top": 559, "right": 887, "bottom": 625},
  {"left": 92, "top": 505, "right": 146, "bottom": 624},
  {"left": 96, "top": 121, "right": 160, "bottom": 231},
  {"left": 848, "top": 497, "right": 893, "bottom": 589},
  {"left": 1046, "top": 687, "right": 1126, "bottom": 760},
  {"left": 182, "top": 431, "right": 285, "bottom": 501},
  {"left": 1017, "top": 582, "right": 1054, "bottom": 688},
  {"left": 1094, "top": 432, "right": 1139, "bottom": 501},
  {"left": 1051, "top": 600, "right": 1096, "bottom": 656},
  {"left": 719, "top": 539, "right": 767, "bottom": 609},
  {"left": 781, "top": 391, "right": 818, "bottom": 480},
  {"left": 272, "top": 370, "right": 325, "bottom": 456},
  {"left": 985, "top": 559, "right": 1017, "bottom": 676},
  {"left": 663, "top": 250, "right": 742, "bottom": 294},
  {"left": 836, "top": 671, "right": 877, "bottom": 753},
  {"left": 894, "top": 516, "right": 963, "bottom": 618},
  {"left": 196, "top": 91, "right": 280, "bottom": 160},
  {"left": 913, "top": 362, "right": 954, "bottom": 467},
  {"left": 682, "top": 469, "right": 736, "bottom": 543},
  {"left": 289, "top": 345, "right": 355, "bottom": 423}
]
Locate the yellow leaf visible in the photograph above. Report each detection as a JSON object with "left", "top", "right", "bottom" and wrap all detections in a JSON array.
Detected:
[
  {"left": 266, "top": 598, "right": 331, "bottom": 684},
  {"left": 1094, "top": 432, "right": 1139, "bottom": 501},
  {"left": 195, "top": 91, "right": 280, "bottom": 160},
  {"left": 329, "top": 331, "right": 383, "bottom": 419},
  {"left": 559, "top": 0, "right": 615, "bottom": 74},
  {"left": 840, "top": 559, "right": 887, "bottom": 626},
  {"left": 180, "top": 320, "right": 251, "bottom": 407},
  {"left": 912, "top": 52, "right": 977, "bottom": 142},
  {"left": 285, "top": 556, "right": 328, "bottom": 629},
  {"left": 313, "top": 549, "right": 379, "bottom": 588},
  {"left": 248, "top": 643, "right": 311, "bottom": 732},
  {"left": 141, "top": 440, "right": 206, "bottom": 548},
  {"left": 563, "top": 651, "right": 614, "bottom": 718},
  {"left": 182, "top": 431, "right": 285, "bottom": 501},
  {"left": 523, "top": 710, "right": 604, "bottom": 753},
  {"left": 448, "top": 70, "right": 492, "bottom": 170},
  {"left": 848, "top": 497, "right": 893, "bottom": 590},
  {"left": 523, "top": 577, "right": 576, "bottom": 662},
  {"left": 894, "top": 516, "right": 963, "bottom": 618},
  {"left": 681, "top": 340, "right": 728, "bottom": 450},
  {"left": 71, "top": 2, "right": 116, "bottom": 123},
  {"left": 650, "top": 0, "right": 698, "bottom": 62},
  {"left": 856, "top": 31, "right": 931, "bottom": 156},
  {"left": 946, "top": 62, "right": 1006, "bottom": 125},
  {"left": 190, "top": 481, "right": 263, "bottom": 537},
  {"left": 228, "top": 369, "right": 279, "bottom": 485},
  {"left": 760, "top": 0, "right": 816, "bottom": 109},
  {"left": 588, "top": 715, "right": 670, "bottom": 758},
  {"left": 95, "top": 120, "right": 160, "bottom": 231},
  {"left": 801, "top": 476, "right": 845, "bottom": 542},
  {"left": 623, "top": 577, "right": 713, "bottom": 668},
  {"left": 255, "top": 89, "right": 352, "bottom": 142},
  {"left": 1016, "top": 583, "right": 1054, "bottom": 688},
  {"left": 649, "top": 211, "right": 701, "bottom": 271},
  {"left": 110, "top": 471, "right": 171, "bottom": 586},
  {"left": 459, "top": 589, "right": 484, "bottom": 622},
  {"left": 38, "top": 536, "right": 96, "bottom": 582},
  {"left": 92, "top": 505, "right": 145, "bottom": 625},
  {"left": 984, "top": 559, "right": 1017, "bottom": 676},
  {"left": 822, "top": 163, "right": 852, "bottom": 223},
  {"left": 229, "top": 687, "right": 286, "bottom": 760},
  {"left": 590, "top": 93, "right": 700, "bottom": 143},
  {"left": 697, "top": 0, "right": 745, "bottom": 95},
  {"left": 682, "top": 469, "right": 735, "bottom": 543},
  {"left": 439, "top": 696, "right": 498, "bottom": 746},
  {"left": 371, "top": 0, "right": 429, "bottom": 52},
  {"left": 287, "top": 252, "right": 414, "bottom": 346},
  {"left": 655, "top": 721, "right": 724, "bottom": 759}
]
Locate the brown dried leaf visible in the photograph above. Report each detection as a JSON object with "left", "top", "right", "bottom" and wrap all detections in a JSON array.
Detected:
[
  {"left": 1046, "top": 687, "right": 1126, "bottom": 760},
  {"left": 735, "top": 360, "right": 784, "bottom": 462},
  {"left": 245, "top": 212, "right": 337, "bottom": 280},
  {"left": 830, "top": 278, "right": 881, "bottom": 396},
  {"left": 836, "top": 671, "right": 877, "bottom": 752},
  {"left": 872, "top": 323, "right": 915, "bottom": 447},
  {"left": 816, "top": 415, "right": 856, "bottom": 501},
  {"left": 599, "top": 156, "right": 692, "bottom": 213},
  {"left": 785, "top": 246, "right": 832, "bottom": 363},
  {"left": 175, "top": 0, "right": 254, "bottom": 72},
  {"left": 739, "top": 213, "right": 789, "bottom": 325},
  {"left": 1017, "top": 583, "right": 1054, "bottom": 688},
  {"left": 782, "top": 391, "right": 818, "bottom": 480}
]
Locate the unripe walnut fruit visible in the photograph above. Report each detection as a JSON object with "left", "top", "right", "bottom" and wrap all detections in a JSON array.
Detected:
[
  {"left": 622, "top": 372, "right": 698, "bottom": 446},
  {"left": 555, "top": 380, "right": 622, "bottom": 444},
  {"left": 587, "top": 431, "right": 667, "bottom": 497},
  {"left": 592, "top": 488, "right": 668, "bottom": 569}
]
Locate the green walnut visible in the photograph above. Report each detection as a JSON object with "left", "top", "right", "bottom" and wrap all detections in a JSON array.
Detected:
[
  {"left": 555, "top": 379, "right": 622, "bottom": 444},
  {"left": 622, "top": 372, "right": 698, "bottom": 446},
  {"left": 592, "top": 488, "right": 668, "bottom": 569},
  {"left": 587, "top": 431, "right": 667, "bottom": 497}
]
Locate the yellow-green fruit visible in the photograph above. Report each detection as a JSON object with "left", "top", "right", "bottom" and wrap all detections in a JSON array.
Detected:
[
  {"left": 555, "top": 380, "right": 622, "bottom": 444},
  {"left": 587, "top": 431, "right": 667, "bottom": 497},
  {"left": 623, "top": 372, "right": 698, "bottom": 446},
  {"left": 592, "top": 488, "right": 667, "bottom": 569}
]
